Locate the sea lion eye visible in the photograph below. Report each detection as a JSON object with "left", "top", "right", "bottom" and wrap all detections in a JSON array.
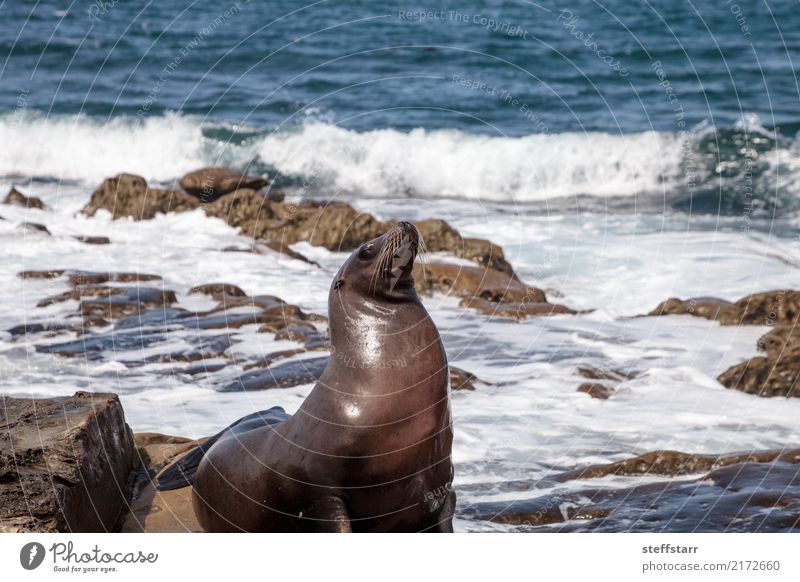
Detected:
[{"left": 358, "top": 245, "right": 374, "bottom": 260}]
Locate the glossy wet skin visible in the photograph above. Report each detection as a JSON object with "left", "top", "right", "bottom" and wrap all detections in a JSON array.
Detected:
[{"left": 191, "top": 222, "right": 455, "bottom": 532}]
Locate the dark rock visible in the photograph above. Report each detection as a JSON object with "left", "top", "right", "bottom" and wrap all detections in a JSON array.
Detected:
[
  {"left": 395, "top": 218, "right": 516, "bottom": 277},
  {"left": 724, "top": 290, "right": 800, "bottom": 326},
  {"left": 220, "top": 356, "right": 329, "bottom": 392},
  {"left": 648, "top": 296, "right": 732, "bottom": 320},
  {"left": 0, "top": 392, "right": 135, "bottom": 532},
  {"left": 188, "top": 283, "right": 247, "bottom": 300},
  {"left": 717, "top": 349, "right": 800, "bottom": 397},
  {"left": 234, "top": 353, "right": 481, "bottom": 395},
  {"left": 179, "top": 167, "right": 267, "bottom": 203},
  {"left": 3, "top": 187, "right": 46, "bottom": 210},
  {"left": 205, "top": 188, "right": 273, "bottom": 227},
  {"left": 18, "top": 269, "right": 65, "bottom": 280},
  {"left": 38, "top": 329, "right": 169, "bottom": 359},
  {"left": 205, "top": 294, "right": 318, "bottom": 320},
  {"left": 38, "top": 283, "right": 133, "bottom": 308},
  {"left": 757, "top": 325, "right": 800, "bottom": 353},
  {"left": 717, "top": 322, "right": 800, "bottom": 398},
  {"left": 191, "top": 294, "right": 319, "bottom": 333},
  {"left": 555, "top": 449, "right": 786, "bottom": 481},
  {"left": 274, "top": 323, "right": 322, "bottom": 343},
  {"left": 73, "top": 235, "right": 111, "bottom": 245},
  {"left": 574, "top": 366, "right": 635, "bottom": 399},
  {"left": 649, "top": 291, "right": 800, "bottom": 398},
  {"left": 82, "top": 173, "right": 200, "bottom": 220},
  {"left": 460, "top": 237, "right": 516, "bottom": 278},
  {"left": 450, "top": 366, "right": 478, "bottom": 391},
  {"left": 459, "top": 297, "right": 576, "bottom": 319},
  {"left": 577, "top": 366, "right": 629, "bottom": 382},
  {"left": 577, "top": 383, "right": 614, "bottom": 399},
  {"left": 176, "top": 362, "right": 229, "bottom": 376},
  {"left": 415, "top": 262, "right": 575, "bottom": 319},
  {"left": 248, "top": 200, "right": 386, "bottom": 251},
  {"left": 131, "top": 335, "right": 234, "bottom": 366},
  {"left": 114, "top": 307, "right": 193, "bottom": 331},
  {"left": 21, "top": 222, "right": 50, "bottom": 235},
  {"left": 243, "top": 347, "right": 318, "bottom": 370},
  {"left": 5, "top": 322, "right": 72, "bottom": 338},
  {"left": 66, "top": 271, "right": 161, "bottom": 287},
  {"left": 265, "top": 189, "right": 285, "bottom": 202},
  {"left": 415, "top": 262, "right": 542, "bottom": 303},
  {"left": 649, "top": 290, "right": 800, "bottom": 327},
  {"left": 18, "top": 270, "right": 161, "bottom": 286},
  {"left": 412, "top": 219, "right": 462, "bottom": 252},
  {"left": 80, "top": 287, "right": 177, "bottom": 320},
  {"left": 464, "top": 448, "right": 800, "bottom": 532}
]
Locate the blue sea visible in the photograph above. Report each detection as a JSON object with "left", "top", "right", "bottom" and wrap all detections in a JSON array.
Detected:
[
  {"left": 2, "top": 1, "right": 800, "bottom": 532},
  {"left": 2, "top": 0, "right": 800, "bottom": 213}
]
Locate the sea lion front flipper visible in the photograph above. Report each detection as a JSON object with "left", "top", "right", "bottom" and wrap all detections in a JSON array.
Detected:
[
  {"left": 156, "top": 406, "right": 289, "bottom": 491},
  {"left": 305, "top": 496, "right": 352, "bottom": 533}
]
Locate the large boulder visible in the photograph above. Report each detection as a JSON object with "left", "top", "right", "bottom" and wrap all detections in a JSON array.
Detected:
[
  {"left": 205, "top": 188, "right": 276, "bottom": 228},
  {"left": 717, "top": 324, "right": 800, "bottom": 397},
  {"left": 414, "top": 262, "right": 541, "bottom": 303},
  {"left": 179, "top": 167, "right": 268, "bottom": 203},
  {"left": 414, "top": 262, "right": 575, "bottom": 320},
  {"left": 0, "top": 392, "right": 135, "bottom": 532},
  {"left": 667, "top": 291, "right": 800, "bottom": 397},
  {"left": 82, "top": 173, "right": 200, "bottom": 220},
  {"left": 241, "top": 200, "right": 386, "bottom": 251},
  {"left": 724, "top": 290, "right": 800, "bottom": 326},
  {"left": 3, "top": 186, "right": 46, "bottom": 210}
]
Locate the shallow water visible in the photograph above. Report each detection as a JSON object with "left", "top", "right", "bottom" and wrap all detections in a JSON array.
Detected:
[{"left": 1, "top": 183, "right": 798, "bottom": 531}]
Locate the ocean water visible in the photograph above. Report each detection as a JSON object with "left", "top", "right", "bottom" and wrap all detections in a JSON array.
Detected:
[
  {"left": 2, "top": 0, "right": 800, "bottom": 211},
  {"left": 2, "top": 0, "right": 800, "bottom": 531}
]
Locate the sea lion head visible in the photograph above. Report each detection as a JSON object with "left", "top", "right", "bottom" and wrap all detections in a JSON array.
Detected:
[{"left": 332, "top": 221, "right": 421, "bottom": 302}]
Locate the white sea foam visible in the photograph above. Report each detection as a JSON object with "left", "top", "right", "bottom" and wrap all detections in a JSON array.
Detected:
[
  {"left": 0, "top": 112, "right": 208, "bottom": 182},
  {"left": 257, "top": 122, "right": 686, "bottom": 201},
  {"left": 2, "top": 113, "right": 798, "bottom": 207}
]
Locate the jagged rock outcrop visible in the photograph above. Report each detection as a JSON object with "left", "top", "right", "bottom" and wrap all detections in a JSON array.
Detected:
[
  {"left": 3, "top": 186, "right": 46, "bottom": 209},
  {"left": 81, "top": 173, "right": 200, "bottom": 220},
  {"left": 179, "top": 167, "right": 268, "bottom": 203},
  {"left": 415, "top": 262, "right": 576, "bottom": 319},
  {"left": 0, "top": 392, "right": 135, "bottom": 532}
]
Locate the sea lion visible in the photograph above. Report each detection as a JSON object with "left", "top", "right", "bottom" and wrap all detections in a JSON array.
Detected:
[{"left": 157, "top": 221, "right": 455, "bottom": 532}]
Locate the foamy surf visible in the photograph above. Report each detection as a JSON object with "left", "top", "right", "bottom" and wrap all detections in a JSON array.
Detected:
[{"left": 2, "top": 112, "right": 797, "bottom": 211}]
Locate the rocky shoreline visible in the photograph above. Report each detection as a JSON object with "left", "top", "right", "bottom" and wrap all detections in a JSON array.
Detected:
[{"left": 2, "top": 167, "right": 799, "bottom": 532}]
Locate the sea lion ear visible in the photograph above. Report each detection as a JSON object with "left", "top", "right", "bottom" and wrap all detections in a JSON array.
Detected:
[{"left": 333, "top": 279, "right": 344, "bottom": 291}]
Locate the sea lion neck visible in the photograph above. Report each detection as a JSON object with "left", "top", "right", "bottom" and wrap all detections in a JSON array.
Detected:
[{"left": 327, "top": 289, "right": 432, "bottom": 374}]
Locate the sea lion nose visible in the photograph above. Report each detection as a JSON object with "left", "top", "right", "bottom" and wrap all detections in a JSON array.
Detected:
[{"left": 397, "top": 221, "right": 414, "bottom": 232}]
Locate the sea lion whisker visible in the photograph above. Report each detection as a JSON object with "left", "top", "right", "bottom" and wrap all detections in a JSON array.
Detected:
[{"left": 370, "top": 241, "right": 392, "bottom": 291}]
